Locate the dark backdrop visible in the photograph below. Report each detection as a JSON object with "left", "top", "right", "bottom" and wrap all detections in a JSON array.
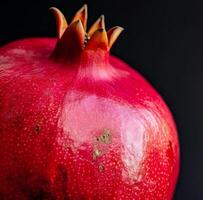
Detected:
[{"left": 0, "top": 0, "right": 203, "bottom": 199}]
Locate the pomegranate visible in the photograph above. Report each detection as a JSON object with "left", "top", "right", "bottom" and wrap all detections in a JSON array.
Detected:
[{"left": 0, "top": 4, "right": 179, "bottom": 200}]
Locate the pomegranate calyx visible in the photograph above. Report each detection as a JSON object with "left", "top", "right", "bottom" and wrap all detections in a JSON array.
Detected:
[{"left": 51, "top": 5, "right": 124, "bottom": 63}]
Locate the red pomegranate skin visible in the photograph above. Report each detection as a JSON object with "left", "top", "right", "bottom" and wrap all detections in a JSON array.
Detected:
[{"left": 0, "top": 37, "right": 179, "bottom": 200}]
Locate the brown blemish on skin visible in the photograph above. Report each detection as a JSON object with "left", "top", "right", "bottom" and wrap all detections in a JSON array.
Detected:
[
  {"left": 93, "top": 149, "right": 102, "bottom": 160},
  {"left": 99, "top": 163, "right": 105, "bottom": 172},
  {"left": 96, "top": 129, "right": 112, "bottom": 144},
  {"left": 34, "top": 124, "right": 41, "bottom": 134}
]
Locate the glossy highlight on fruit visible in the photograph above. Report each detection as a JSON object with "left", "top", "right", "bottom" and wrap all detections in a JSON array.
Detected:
[{"left": 0, "top": 4, "right": 179, "bottom": 200}]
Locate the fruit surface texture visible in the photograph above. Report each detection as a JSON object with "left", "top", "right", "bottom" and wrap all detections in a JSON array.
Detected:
[{"left": 0, "top": 5, "right": 179, "bottom": 200}]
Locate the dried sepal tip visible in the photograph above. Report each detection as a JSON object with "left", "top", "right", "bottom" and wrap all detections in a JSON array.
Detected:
[
  {"left": 50, "top": 7, "right": 68, "bottom": 38},
  {"left": 71, "top": 4, "right": 88, "bottom": 31},
  {"left": 88, "top": 15, "right": 105, "bottom": 37},
  {"left": 107, "top": 26, "right": 124, "bottom": 49}
]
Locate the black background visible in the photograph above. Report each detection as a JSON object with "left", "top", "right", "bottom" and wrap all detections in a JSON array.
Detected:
[{"left": 0, "top": 0, "right": 203, "bottom": 199}]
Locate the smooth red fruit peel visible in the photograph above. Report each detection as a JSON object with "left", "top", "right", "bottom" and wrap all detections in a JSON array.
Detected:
[{"left": 0, "top": 5, "right": 179, "bottom": 200}]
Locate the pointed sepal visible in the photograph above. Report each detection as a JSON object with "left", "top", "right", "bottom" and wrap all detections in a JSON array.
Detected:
[
  {"left": 71, "top": 4, "right": 88, "bottom": 31},
  {"left": 107, "top": 26, "right": 124, "bottom": 49},
  {"left": 50, "top": 7, "right": 68, "bottom": 38},
  {"left": 88, "top": 15, "right": 105, "bottom": 37}
]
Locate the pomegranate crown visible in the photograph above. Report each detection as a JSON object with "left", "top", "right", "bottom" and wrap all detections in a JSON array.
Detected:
[{"left": 50, "top": 5, "right": 124, "bottom": 61}]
